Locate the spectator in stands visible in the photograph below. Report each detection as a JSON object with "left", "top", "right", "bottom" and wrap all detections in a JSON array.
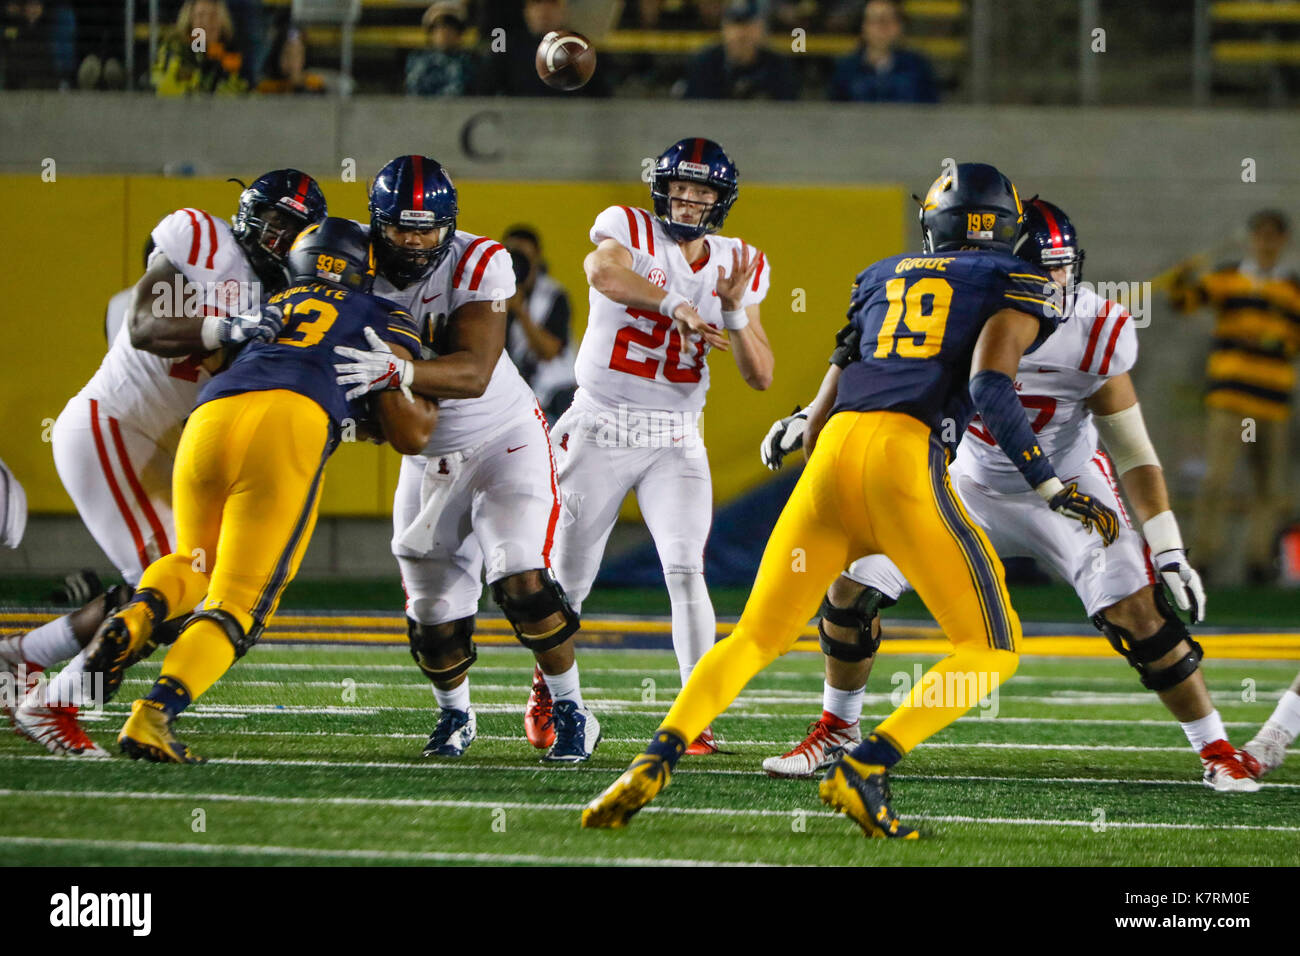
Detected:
[
  {"left": 503, "top": 225, "right": 577, "bottom": 423},
  {"left": 681, "top": 0, "right": 797, "bottom": 100},
  {"left": 257, "top": 17, "right": 326, "bottom": 93},
  {"left": 1, "top": 0, "right": 75, "bottom": 90},
  {"left": 479, "top": 0, "right": 609, "bottom": 96},
  {"left": 152, "top": 0, "right": 247, "bottom": 95},
  {"left": 828, "top": 0, "right": 938, "bottom": 103},
  {"left": 69, "top": 0, "right": 125, "bottom": 89},
  {"left": 1170, "top": 209, "right": 1300, "bottom": 584},
  {"left": 406, "top": 1, "right": 477, "bottom": 96}
]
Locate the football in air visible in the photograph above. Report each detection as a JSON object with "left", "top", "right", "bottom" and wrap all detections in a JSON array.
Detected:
[{"left": 535, "top": 30, "right": 597, "bottom": 91}]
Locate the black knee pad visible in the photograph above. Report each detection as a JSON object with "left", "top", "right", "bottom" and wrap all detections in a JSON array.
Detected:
[
  {"left": 187, "top": 609, "right": 255, "bottom": 659},
  {"left": 490, "top": 569, "right": 579, "bottom": 653},
  {"left": 407, "top": 616, "right": 477, "bottom": 683},
  {"left": 818, "top": 584, "right": 895, "bottom": 662},
  {"left": 1092, "top": 590, "right": 1203, "bottom": 692}
]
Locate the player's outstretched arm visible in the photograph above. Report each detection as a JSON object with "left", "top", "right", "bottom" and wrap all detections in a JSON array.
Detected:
[
  {"left": 1088, "top": 373, "right": 1205, "bottom": 621},
  {"left": 373, "top": 342, "right": 439, "bottom": 455},
  {"left": 716, "top": 245, "right": 773, "bottom": 390},
  {"left": 128, "top": 255, "right": 282, "bottom": 358},
  {"left": 586, "top": 238, "right": 728, "bottom": 351},
  {"left": 408, "top": 300, "right": 505, "bottom": 400},
  {"left": 971, "top": 308, "right": 1120, "bottom": 545}
]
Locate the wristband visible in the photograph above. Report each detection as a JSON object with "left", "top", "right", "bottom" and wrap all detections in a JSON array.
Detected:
[
  {"left": 721, "top": 307, "right": 749, "bottom": 331},
  {"left": 659, "top": 291, "right": 690, "bottom": 320},
  {"left": 1142, "top": 510, "right": 1183, "bottom": 555},
  {"left": 1034, "top": 476, "right": 1065, "bottom": 502},
  {"left": 200, "top": 314, "right": 222, "bottom": 351}
]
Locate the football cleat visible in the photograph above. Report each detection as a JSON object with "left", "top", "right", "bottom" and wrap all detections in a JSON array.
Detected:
[
  {"left": 685, "top": 725, "right": 719, "bottom": 756},
  {"left": 1240, "top": 723, "right": 1290, "bottom": 780},
  {"left": 581, "top": 752, "right": 671, "bottom": 829},
  {"left": 763, "top": 712, "right": 861, "bottom": 778},
  {"left": 0, "top": 634, "right": 42, "bottom": 717},
  {"left": 1199, "top": 739, "right": 1260, "bottom": 792},
  {"left": 422, "top": 707, "right": 477, "bottom": 757},
  {"left": 84, "top": 600, "right": 158, "bottom": 701},
  {"left": 819, "top": 754, "right": 918, "bottom": 839},
  {"left": 544, "top": 699, "right": 601, "bottom": 763},
  {"left": 524, "top": 665, "right": 556, "bottom": 749},
  {"left": 119, "top": 698, "right": 203, "bottom": 763},
  {"left": 12, "top": 700, "right": 109, "bottom": 758}
]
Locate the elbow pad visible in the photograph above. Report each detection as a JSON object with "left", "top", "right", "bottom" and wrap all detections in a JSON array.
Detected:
[
  {"left": 969, "top": 369, "right": 1055, "bottom": 489},
  {"left": 1093, "top": 403, "right": 1160, "bottom": 475}
]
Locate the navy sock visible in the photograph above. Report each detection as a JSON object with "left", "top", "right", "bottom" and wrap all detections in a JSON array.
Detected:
[
  {"left": 646, "top": 729, "right": 687, "bottom": 771},
  {"left": 848, "top": 732, "right": 904, "bottom": 768},
  {"left": 145, "top": 676, "right": 192, "bottom": 718}
]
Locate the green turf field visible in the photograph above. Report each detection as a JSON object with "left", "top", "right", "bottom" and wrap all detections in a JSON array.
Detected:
[{"left": 3, "top": 643, "right": 1297, "bottom": 866}]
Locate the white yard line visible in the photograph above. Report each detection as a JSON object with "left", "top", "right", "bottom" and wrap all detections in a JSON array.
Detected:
[{"left": 3, "top": 788, "right": 1296, "bottom": 834}]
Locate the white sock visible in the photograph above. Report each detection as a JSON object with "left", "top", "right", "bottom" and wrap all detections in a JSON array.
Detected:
[
  {"left": 21, "top": 615, "right": 80, "bottom": 668},
  {"left": 823, "top": 682, "right": 865, "bottom": 725},
  {"left": 42, "top": 649, "right": 91, "bottom": 708},
  {"left": 665, "top": 570, "right": 716, "bottom": 686},
  {"left": 1180, "top": 710, "right": 1228, "bottom": 752},
  {"left": 433, "top": 678, "right": 471, "bottom": 713},
  {"left": 1268, "top": 690, "right": 1300, "bottom": 740},
  {"left": 542, "top": 662, "right": 583, "bottom": 708}
]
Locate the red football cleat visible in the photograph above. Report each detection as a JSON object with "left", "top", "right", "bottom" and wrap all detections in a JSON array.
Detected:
[
  {"left": 525, "top": 665, "right": 556, "bottom": 749},
  {"left": 685, "top": 725, "right": 718, "bottom": 755},
  {"left": 1199, "top": 739, "right": 1260, "bottom": 792}
]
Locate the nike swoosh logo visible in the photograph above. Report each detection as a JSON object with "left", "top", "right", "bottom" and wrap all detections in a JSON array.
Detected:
[
  {"left": 507, "top": 445, "right": 527, "bottom": 453},
  {"left": 422, "top": 293, "right": 442, "bottom": 304},
  {"left": 1036, "top": 368, "right": 1058, "bottom": 373}
]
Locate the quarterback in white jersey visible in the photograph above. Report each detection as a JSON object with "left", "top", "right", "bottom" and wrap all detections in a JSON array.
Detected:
[
  {"left": 548, "top": 138, "right": 774, "bottom": 755},
  {"left": 760, "top": 199, "right": 1255, "bottom": 792},
  {"left": 333, "top": 156, "right": 598, "bottom": 763},
  {"left": 7, "top": 170, "right": 326, "bottom": 757}
]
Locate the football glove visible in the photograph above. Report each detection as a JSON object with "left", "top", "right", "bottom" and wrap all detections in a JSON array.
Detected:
[
  {"left": 1043, "top": 480, "right": 1120, "bottom": 545},
  {"left": 333, "top": 327, "right": 415, "bottom": 402},
  {"left": 1152, "top": 549, "right": 1206, "bottom": 623},
  {"left": 760, "top": 406, "right": 807, "bottom": 470},
  {"left": 200, "top": 304, "right": 283, "bottom": 350}
]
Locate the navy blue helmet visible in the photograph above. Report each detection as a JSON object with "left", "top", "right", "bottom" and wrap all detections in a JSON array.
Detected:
[
  {"left": 650, "top": 138, "right": 739, "bottom": 242},
  {"left": 232, "top": 169, "right": 328, "bottom": 280},
  {"left": 368, "top": 155, "right": 459, "bottom": 287},
  {"left": 288, "top": 217, "right": 376, "bottom": 294},
  {"left": 917, "top": 162, "right": 1023, "bottom": 254},
  {"left": 1014, "top": 197, "right": 1084, "bottom": 290}
]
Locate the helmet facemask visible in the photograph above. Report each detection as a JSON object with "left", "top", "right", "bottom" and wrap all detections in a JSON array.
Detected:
[
  {"left": 651, "top": 174, "right": 736, "bottom": 242},
  {"left": 370, "top": 212, "right": 456, "bottom": 288}
]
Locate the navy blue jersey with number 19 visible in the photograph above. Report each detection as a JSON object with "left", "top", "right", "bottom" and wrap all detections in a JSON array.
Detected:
[{"left": 832, "top": 248, "right": 1061, "bottom": 445}]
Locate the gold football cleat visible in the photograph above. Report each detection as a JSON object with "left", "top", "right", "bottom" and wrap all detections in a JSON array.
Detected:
[
  {"left": 118, "top": 699, "right": 204, "bottom": 764},
  {"left": 581, "top": 753, "right": 672, "bottom": 829},
  {"left": 819, "top": 754, "right": 919, "bottom": 839}
]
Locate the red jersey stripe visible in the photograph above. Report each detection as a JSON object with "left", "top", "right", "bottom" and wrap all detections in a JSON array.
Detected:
[
  {"left": 1097, "top": 309, "right": 1131, "bottom": 376},
  {"left": 199, "top": 210, "right": 218, "bottom": 270},
  {"left": 751, "top": 249, "right": 766, "bottom": 292},
  {"left": 468, "top": 242, "right": 504, "bottom": 291},
  {"left": 620, "top": 205, "right": 640, "bottom": 250},
  {"left": 534, "top": 401, "right": 560, "bottom": 565},
  {"left": 182, "top": 209, "right": 202, "bottom": 266},
  {"left": 1079, "top": 300, "right": 1110, "bottom": 372},
  {"left": 638, "top": 208, "right": 655, "bottom": 256},
  {"left": 411, "top": 156, "right": 424, "bottom": 211},
  {"left": 452, "top": 236, "right": 491, "bottom": 286}
]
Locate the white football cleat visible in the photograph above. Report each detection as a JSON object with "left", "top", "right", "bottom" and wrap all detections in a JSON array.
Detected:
[
  {"left": 12, "top": 700, "right": 110, "bottom": 758},
  {"left": 422, "top": 707, "right": 477, "bottom": 757},
  {"left": 1199, "top": 739, "right": 1260, "bottom": 792},
  {"left": 1240, "top": 722, "right": 1290, "bottom": 780},
  {"left": 544, "top": 700, "right": 601, "bottom": 762},
  {"left": 763, "top": 712, "right": 861, "bottom": 779}
]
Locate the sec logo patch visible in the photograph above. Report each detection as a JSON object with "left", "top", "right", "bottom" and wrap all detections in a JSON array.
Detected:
[{"left": 648, "top": 267, "right": 667, "bottom": 289}]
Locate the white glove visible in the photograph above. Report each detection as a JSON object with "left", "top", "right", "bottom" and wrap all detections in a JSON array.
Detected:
[
  {"left": 200, "top": 304, "right": 283, "bottom": 350},
  {"left": 760, "top": 406, "right": 808, "bottom": 470},
  {"left": 333, "top": 327, "right": 415, "bottom": 402},
  {"left": 1143, "top": 510, "right": 1206, "bottom": 623}
]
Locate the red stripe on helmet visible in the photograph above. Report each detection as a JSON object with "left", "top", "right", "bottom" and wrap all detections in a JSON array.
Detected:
[
  {"left": 690, "top": 138, "right": 705, "bottom": 164},
  {"left": 1035, "top": 199, "right": 1065, "bottom": 248},
  {"left": 411, "top": 156, "right": 424, "bottom": 211},
  {"left": 294, "top": 173, "right": 310, "bottom": 203}
]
